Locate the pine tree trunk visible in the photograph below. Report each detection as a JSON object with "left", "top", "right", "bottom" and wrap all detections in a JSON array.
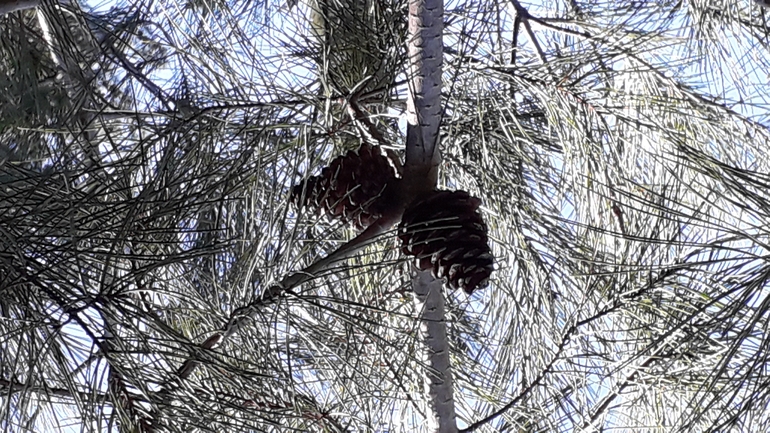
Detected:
[
  {"left": 405, "top": 0, "right": 456, "bottom": 431},
  {"left": 405, "top": 0, "right": 442, "bottom": 195},
  {"left": 412, "top": 270, "right": 458, "bottom": 433}
]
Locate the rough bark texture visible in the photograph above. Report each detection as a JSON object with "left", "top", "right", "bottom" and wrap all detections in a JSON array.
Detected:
[
  {"left": 412, "top": 270, "right": 457, "bottom": 433},
  {"left": 405, "top": 0, "right": 456, "bottom": 431},
  {"left": 404, "top": 0, "right": 443, "bottom": 196},
  {"left": 399, "top": 190, "right": 493, "bottom": 294}
]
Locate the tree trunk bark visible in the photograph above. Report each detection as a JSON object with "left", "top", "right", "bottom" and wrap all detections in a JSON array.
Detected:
[
  {"left": 405, "top": 0, "right": 443, "bottom": 195},
  {"left": 405, "top": 0, "right": 456, "bottom": 431},
  {"left": 412, "top": 270, "right": 458, "bottom": 433}
]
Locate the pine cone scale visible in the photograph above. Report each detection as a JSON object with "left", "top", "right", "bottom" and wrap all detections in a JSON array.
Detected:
[
  {"left": 291, "top": 143, "right": 401, "bottom": 230},
  {"left": 398, "top": 190, "right": 494, "bottom": 294}
]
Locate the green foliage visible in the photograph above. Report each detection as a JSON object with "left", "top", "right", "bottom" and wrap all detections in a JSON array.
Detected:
[{"left": 309, "top": 0, "right": 407, "bottom": 96}]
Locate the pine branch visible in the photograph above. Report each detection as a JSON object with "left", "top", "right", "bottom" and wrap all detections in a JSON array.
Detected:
[
  {"left": 167, "top": 210, "right": 406, "bottom": 385},
  {"left": 0, "top": 378, "right": 106, "bottom": 402}
]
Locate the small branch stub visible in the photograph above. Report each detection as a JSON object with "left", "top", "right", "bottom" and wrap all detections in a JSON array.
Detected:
[{"left": 399, "top": 190, "right": 494, "bottom": 294}]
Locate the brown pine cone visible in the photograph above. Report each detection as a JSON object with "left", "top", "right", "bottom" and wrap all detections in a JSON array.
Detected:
[
  {"left": 291, "top": 143, "right": 401, "bottom": 230},
  {"left": 398, "top": 190, "right": 494, "bottom": 294}
]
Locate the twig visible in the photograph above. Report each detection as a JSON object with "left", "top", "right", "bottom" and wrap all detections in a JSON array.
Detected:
[
  {"left": 0, "top": 378, "right": 106, "bottom": 402},
  {"left": 581, "top": 353, "right": 661, "bottom": 431},
  {"left": 507, "top": 0, "right": 554, "bottom": 76},
  {"left": 346, "top": 97, "right": 390, "bottom": 149},
  {"left": 460, "top": 322, "right": 573, "bottom": 433}
]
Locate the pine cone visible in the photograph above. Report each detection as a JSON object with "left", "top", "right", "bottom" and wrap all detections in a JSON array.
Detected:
[
  {"left": 398, "top": 190, "right": 494, "bottom": 294},
  {"left": 291, "top": 143, "right": 400, "bottom": 230}
]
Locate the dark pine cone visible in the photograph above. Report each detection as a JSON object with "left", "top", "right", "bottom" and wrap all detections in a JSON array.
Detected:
[
  {"left": 398, "top": 190, "right": 494, "bottom": 294},
  {"left": 291, "top": 143, "right": 400, "bottom": 230}
]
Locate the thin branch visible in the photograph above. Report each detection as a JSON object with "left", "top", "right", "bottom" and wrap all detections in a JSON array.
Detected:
[
  {"left": 460, "top": 321, "right": 573, "bottom": 433},
  {"left": 168, "top": 212, "right": 405, "bottom": 384},
  {"left": 507, "top": 0, "right": 553, "bottom": 76},
  {"left": 515, "top": 5, "right": 770, "bottom": 131},
  {"left": 582, "top": 353, "right": 662, "bottom": 431},
  {"left": 346, "top": 97, "right": 390, "bottom": 149},
  {"left": 0, "top": 378, "right": 107, "bottom": 402}
]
